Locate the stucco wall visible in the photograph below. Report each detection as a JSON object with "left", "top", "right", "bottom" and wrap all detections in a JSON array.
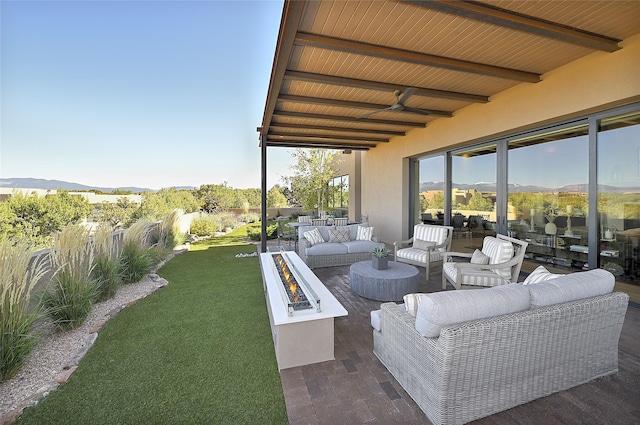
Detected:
[{"left": 355, "top": 33, "right": 640, "bottom": 245}]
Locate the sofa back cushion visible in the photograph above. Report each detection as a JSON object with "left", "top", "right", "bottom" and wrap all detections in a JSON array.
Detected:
[
  {"left": 414, "top": 283, "right": 530, "bottom": 338},
  {"left": 527, "top": 268, "right": 615, "bottom": 308},
  {"left": 481, "top": 236, "right": 514, "bottom": 280}
]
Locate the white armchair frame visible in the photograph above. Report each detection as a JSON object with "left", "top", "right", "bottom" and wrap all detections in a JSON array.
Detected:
[
  {"left": 394, "top": 224, "right": 454, "bottom": 280},
  {"left": 442, "top": 234, "right": 529, "bottom": 290}
]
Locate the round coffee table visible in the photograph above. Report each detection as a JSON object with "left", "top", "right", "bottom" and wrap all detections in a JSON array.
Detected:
[{"left": 349, "top": 261, "right": 420, "bottom": 301}]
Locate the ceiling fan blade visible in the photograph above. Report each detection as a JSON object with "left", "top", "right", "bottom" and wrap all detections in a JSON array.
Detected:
[
  {"left": 356, "top": 106, "right": 392, "bottom": 119},
  {"left": 396, "top": 87, "right": 417, "bottom": 105},
  {"left": 402, "top": 106, "right": 432, "bottom": 116}
]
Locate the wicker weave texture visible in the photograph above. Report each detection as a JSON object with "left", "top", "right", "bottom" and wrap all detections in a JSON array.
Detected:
[{"left": 373, "top": 292, "right": 628, "bottom": 425}]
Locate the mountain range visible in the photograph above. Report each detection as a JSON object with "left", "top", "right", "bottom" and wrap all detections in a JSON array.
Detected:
[
  {"left": 419, "top": 181, "right": 639, "bottom": 193},
  {"left": 0, "top": 177, "right": 156, "bottom": 193}
]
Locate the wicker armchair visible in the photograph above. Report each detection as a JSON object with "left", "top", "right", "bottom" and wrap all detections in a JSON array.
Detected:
[{"left": 442, "top": 234, "right": 528, "bottom": 290}]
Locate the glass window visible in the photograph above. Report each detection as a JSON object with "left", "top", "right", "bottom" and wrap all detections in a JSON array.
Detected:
[
  {"left": 451, "top": 144, "right": 496, "bottom": 233},
  {"left": 328, "top": 175, "right": 349, "bottom": 216},
  {"left": 507, "top": 124, "right": 589, "bottom": 271},
  {"left": 597, "top": 111, "right": 640, "bottom": 281},
  {"left": 417, "top": 155, "right": 445, "bottom": 224}
]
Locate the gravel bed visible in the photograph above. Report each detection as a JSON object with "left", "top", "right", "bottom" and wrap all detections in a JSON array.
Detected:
[{"left": 0, "top": 251, "right": 184, "bottom": 421}]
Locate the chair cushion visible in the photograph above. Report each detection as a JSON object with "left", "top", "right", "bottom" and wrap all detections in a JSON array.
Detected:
[
  {"left": 403, "top": 293, "right": 424, "bottom": 316},
  {"left": 370, "top": 309, "right": 382, "bottom": 332},
  {"left": 414, "top": 239, "right": 436, "bottom": 250},
  {"left": 303, "top": 228, "right": 325, "bottom": 246},
  {"left": 356, "top": 225, "right": 373, "bottom": 241},
  {"left": 527, "top": 269, "right": 614, "bottom": 308},
  {"left": 396, "top": 247, "right": 444, "bottom": 263},
  {"left": 443, "top": 262, "right": 510, "bottom": 287},
  {"left": 413, "top": 224, "right": 448, "bottom": 245},
  {"left": 481, "top": 236, "right": 514, "bottom": 280},
  {"left": 522, "top": 265, "right": 564, "bottom": 285},
  {"left": 470, "top": 249, "right": 490, "bottom": 265},
  {"left": 414, "top": 283, "right": 530, "bottom": 338},
  {"left": 328, "top": 228, "right": 350, "bottom": 242}
]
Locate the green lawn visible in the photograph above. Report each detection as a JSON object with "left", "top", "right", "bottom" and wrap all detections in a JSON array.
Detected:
[{"left": 16, "top": 227, "right": 288, "bottom": 424}]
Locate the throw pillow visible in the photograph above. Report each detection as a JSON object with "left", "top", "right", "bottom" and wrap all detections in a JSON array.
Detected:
[
  {"left": 356, "top": 226, "right": 373, "bottom": 241},
  {"left": 303, "top": 228, "right": 325, "bottom": 246},
  {"left": 328, "top": 228, "right": 350, "bottom": 243},
  {"left": 413, "top": 239, "right": 436, "bottom": 251},
  {"left": 403, "top": 293, "right": 425, "bottom": 317},
  {"left": 470, "top": 249, "right": 490, "bottom": 265},
  {"left": 522, "top": 265, "right": 564, "bottom": 285}
]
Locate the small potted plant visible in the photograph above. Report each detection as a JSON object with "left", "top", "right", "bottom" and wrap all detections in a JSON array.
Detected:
[{"left": 371, "top": 246, "right": 391, "bottom": 270}]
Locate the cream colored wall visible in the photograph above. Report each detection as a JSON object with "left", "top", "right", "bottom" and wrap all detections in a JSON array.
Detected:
[{"left": 356, "top": 33, "right": 640, "bottom": 245}]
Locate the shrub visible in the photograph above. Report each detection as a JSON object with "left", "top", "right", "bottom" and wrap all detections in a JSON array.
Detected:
[
  {"left": 217, "top": 212, "right": 240, "bottom": 230},
  {"left": 190, "top": 215, "right": 219, "bottom": 237},
  {"left": 0, "top": 240, "right": 48, "bottom": 381},
  {"left": 43, "top": 224, "right": 96, "bottom": 331},
  {"left": 246, "top": 222, "right": 278, "bottom": 241},
  {"left": 238, "top": 212, "right": 260, "bottom": 224},
  {"left": 91, "top": 224, "right": 121, "bottom": 302}
]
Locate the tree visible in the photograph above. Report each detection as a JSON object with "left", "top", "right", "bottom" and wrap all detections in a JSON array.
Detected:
[
  {"left": 267, "top": 185, "right": 288, "bottom": 208},
  {"left": 138, "top": 188, "right": 199, "bottom": 221},
  {"left": 467, "top": 192, "right": 494, "bottom": 212},
  {"left": 284, "top": 149, "right": 342, "bottom": 215},
  {"left": 0, "top": 191, "right": 91, "bottom": 247},
  {"left": 96, "top": 198, "right": 139, "bottom": 228}
]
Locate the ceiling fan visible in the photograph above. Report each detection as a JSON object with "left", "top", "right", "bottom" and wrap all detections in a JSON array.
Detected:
[{"left": 356, "top": 87, "right": 431, "bottom": 119}]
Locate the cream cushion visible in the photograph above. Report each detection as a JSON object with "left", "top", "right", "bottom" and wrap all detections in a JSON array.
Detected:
[
  {"left": 356, "top": 225, "right": 373, "bottom": 241},
  {"left": 522, "top": 265, "right": 564, "bottom": 285},
  {"left": 470, "top": 249, "right": 490, "bottom": 265},
  {"left": 527, "top": 269, "right": 614, "bottom": 308},
  {"left": 481, "top": 236, "right": 515, "bottom": 280},
  {"left": 303, "top": 228, "right": 325, "bottom": 246},
  {"left": 414, "top": 283, "right": 530, "bottom": 338}
]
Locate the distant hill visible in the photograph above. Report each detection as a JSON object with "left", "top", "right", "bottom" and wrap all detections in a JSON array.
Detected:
[{"left": 0, "top": 177, "right": 153, "bottom": 193}]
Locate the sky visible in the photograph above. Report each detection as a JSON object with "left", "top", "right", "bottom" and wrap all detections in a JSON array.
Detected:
[{"left": 0, "top": 0, "right": 296, "bottom": 191}]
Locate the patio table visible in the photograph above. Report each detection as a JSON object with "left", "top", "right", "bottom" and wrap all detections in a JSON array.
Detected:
[{"left": 349, "top": 260, "right": 419, "bottom": 302}]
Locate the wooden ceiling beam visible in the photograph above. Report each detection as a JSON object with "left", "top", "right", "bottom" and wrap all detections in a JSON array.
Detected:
[
  {"left": 273, "top": 110, "right": 427, "bottom": 128},
  {"left": 294, "top": 32, "right": 540, "bottom": 83},
  {"left": 284, "top": 70, "right": 488, "bottom": 103},
  {"left": 269, "top": 131, "right": 389, "bottom": 142},
  {"left": 280, "top": 94, "right": 452, "bottom": 117},
  {"left": 271, "top": 122, "right": 406, "bottom": 136},
  {"left": 397, "top": 0, "right": 621, "bottom": 52},
  {"left": 266, "top": 139, "right": 373, "bottom": 150}
]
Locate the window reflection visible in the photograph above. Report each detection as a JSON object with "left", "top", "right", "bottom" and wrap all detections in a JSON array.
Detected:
[
  {"left": 597, "top": 112, "right": 640, "bottom": 281},
  {"left": 507, "top": 125, "right": 589, "bottom": 272},
  {"left": 451, "top": 144, "right": 496, "bottom": 235}
]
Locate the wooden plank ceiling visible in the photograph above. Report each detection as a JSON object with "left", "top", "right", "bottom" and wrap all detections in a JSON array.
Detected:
[{"left": 258, "top": 0, "right": 640, "bottom": 151}]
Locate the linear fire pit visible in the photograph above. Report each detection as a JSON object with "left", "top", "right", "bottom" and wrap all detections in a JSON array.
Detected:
[{"left": 259, "top": 250, "right": 347, "bottom": 370}]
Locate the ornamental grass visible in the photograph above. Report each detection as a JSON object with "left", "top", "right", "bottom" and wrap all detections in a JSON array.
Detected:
[
  {"left": 91, "top": 224, "right": 121, "bottom": 302},
  {"left": 0, "top": 240, "right": 48, "bottom": 381},
  {"left": 119, "top": 218, "right": 152, "bottom": 284},
  {"left": 43, "top": 224, "right": 96, "bottom": 331}
]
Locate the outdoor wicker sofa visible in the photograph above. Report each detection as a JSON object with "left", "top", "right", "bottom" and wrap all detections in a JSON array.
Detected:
[
  {"left": 298, "top": 223, "right": 384, "bottom": 268},
  {"left": 371, "top": 269, "right": 628, "bottom": 425}
]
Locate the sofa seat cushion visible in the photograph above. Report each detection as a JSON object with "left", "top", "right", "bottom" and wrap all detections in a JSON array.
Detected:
[
  {"left": 342, "top": 240, "right": 384, "bottom": 254},
  {"left": 396, "top": 247, "right": 445, "bottom": 263},
  {"left": 442, "top": 262, "right": 509, "bottom": 287},
  {"left": 414, "top": 283, "right": 530, "bottom": 338},
  {"left": 527, "top": 268, "right": 615, "bottom": 308},
  {"left": 305, "top": 242, "right": 348, "bottom": 256}
]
